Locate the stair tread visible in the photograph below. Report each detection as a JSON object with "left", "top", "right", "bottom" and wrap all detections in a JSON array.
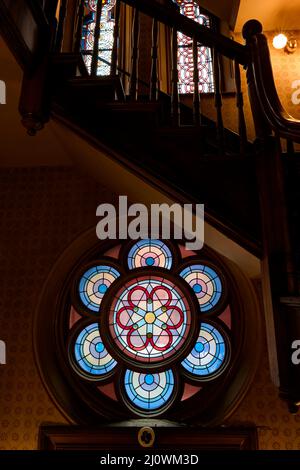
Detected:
[
  {"left": 155, "top": 125, "right": 208, "bottom": 134},
  {"left": 68, "top": 76, "right": 121, "bottom": 86},
  {"left": 51, "top": 53, "right": 89, "bottom": 78},
  {"left": 66, "top": 75, "right": 125, "bottom": 101},
  {"left": 102, "top": 102, "right": 161, "bottom": 112},
  {"left": 51, "top": 52, "right": 82, "bottom": 63}
]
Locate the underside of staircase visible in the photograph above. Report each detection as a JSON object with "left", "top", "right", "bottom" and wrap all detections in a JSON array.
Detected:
[{"left": 50, "top": 53, "right": 261, "bottom": 255}]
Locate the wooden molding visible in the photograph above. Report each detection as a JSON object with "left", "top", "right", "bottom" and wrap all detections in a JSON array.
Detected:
[{"left": 39, "top": 424, "right": 258, "bottom": 450}]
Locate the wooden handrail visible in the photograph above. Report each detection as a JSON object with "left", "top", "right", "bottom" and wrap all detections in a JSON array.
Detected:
[
  {"left": 243, "top": 20, "right": 300, "bottom": 144},
  {"left": 120, "top": 0, "right": 248, "bottom": 65},
  {"left": 129, "top": 8, "right": 140, "bottom": 100}
]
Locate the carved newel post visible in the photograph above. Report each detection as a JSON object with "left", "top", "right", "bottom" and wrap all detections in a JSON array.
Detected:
[{"left": 243, "top": 20, "right": 300, "bottom": 413}]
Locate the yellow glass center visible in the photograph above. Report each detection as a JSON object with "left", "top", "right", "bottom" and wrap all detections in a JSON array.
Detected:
[{"left": 145, "top": 312, "right": 156, "bottom": 324}]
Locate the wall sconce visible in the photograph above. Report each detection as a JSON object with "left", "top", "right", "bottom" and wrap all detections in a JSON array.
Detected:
[
  {"left": 272, "top": 33, "right": 297, "bottom": 53},
  {"left": 286, "top": 38, "right": 297, "bottom": 54}
]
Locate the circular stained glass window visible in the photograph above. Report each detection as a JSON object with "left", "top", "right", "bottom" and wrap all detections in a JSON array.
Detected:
[
  {"left": 61, "top": 239, "right": 235, "bottom": 419},
  {"left": 179, "top": 263, "right": 224, "bottom": 313},
  {"left": 101, "top": 272, "right": 200, "bottom": 370},
  {"left": 123, "top": 369, "right": 176, "bottom": 415},
  {"left": 127, "top": 239, "right": 173, "bottom": 270},
  {"left": 181, "top": 322, "right": 230, "bottom": 381},
  {"left": 77, "top": 263, "right": 121, "bottom": 313},
  {"left": 70, "top": 323, "right": 117, "bottom": 380}
]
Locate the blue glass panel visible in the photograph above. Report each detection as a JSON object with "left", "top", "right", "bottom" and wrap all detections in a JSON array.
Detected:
[
  {"left": 127, "top": 239, "right": 173, "bottom": 270},
  {"left": 179, "top": 264, "right": 222, "bottom": 312},
  {"left": 181, "top": 323, "right": 228, "bottom": 378},
  {"left": 124, "top": 369, "right": 174, "bottom": 411},
  {"left": 79, "top": 265, "right": 120, "bottom": 313},
  {"left": 74, "top": 323, "right": 117, "bottom": 377}
]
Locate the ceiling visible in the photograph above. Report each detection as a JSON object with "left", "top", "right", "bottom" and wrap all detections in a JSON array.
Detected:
[
  {"left": 199, "top": 0, "right": 300, "bottom": 32},
  {"left": 235, "top": 0, "right": 300, "bottom": 32},
  {"left": 200, "top": 0, "right": 240, "bottom": 30}
]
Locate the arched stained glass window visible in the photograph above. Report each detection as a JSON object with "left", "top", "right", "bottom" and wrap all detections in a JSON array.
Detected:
[
  {"left": 176, "top": 0, "right": 214, "bottom": 93},
  {"left": 36, "top": 236, "right": 262, "bottom": 424},
  {"left": 81, "top": 0, "right": 116, "bottom": 75}
]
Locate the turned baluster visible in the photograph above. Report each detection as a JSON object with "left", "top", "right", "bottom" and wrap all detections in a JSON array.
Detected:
[
  {"left": 111, "top": 0, "right": 121, "bottom": 76},
  {"left": 171, "top": 26, "right": 179, "bottom": 126},
  {"left": 73, "top": 0, "right": 85, "bottom": 54},
  {"left": 129, "top": 8, "right": 140, "bottom": 100},
  {"left": 234, "top": 59, "right": 247, "bottom": 155},
  {"left": 91, "top": 0, "right": 103, "bottom": 76},
  {"left": 286, "top": 139, "right": 295, "bottom": 154},
  {"left": 213, "top": 49, "right": 225, "bottom": 154},
  {"left": 150, "top": 18, "right": 159, "bottom": 101},
  {"left": 192, "top": 37, "right": 201, "bottom": 126}
]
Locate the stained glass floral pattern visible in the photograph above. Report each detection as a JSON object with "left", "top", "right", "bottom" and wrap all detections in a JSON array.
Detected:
[
  {"left": 176, "top": 0, "right": 214, "bottom": 93},
  {"left": 107, "top": 275, "right": 194, "bottom": 366},
  {"left": 68, "top": 239, "right": 231, "bottom": 416}
]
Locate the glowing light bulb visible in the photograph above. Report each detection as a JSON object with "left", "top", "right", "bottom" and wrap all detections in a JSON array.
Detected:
[{"left": 273, "top": 33, "right": 288, "bottom": 50}]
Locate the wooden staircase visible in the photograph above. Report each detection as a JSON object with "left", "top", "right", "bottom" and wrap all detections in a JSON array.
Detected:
[
  {"left": 1, "top": 0, "right": 300, "bottom": 413},
  {"left": 48, "top": 51, "right": 261, "bottom": 254}
]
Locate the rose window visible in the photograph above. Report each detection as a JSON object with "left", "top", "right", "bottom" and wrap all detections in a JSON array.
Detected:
[{"left": 69, "top": 239, "right": 232, "bottom": 417}]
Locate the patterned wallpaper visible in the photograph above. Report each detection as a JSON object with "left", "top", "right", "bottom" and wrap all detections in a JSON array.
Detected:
[
  {"left": 267, "top": 30, "right": 300, "bottom": 121},
  {"left": 200, "top": 31, "right": 300, "bottom": 144},
  {"left": 0, "top": 167, "right": 117, "bottom": 450},
  {"left": 0, "top": 167, "right": 299, "bottom": 450},
  {"left": 228, "top": 341, "right": 300, "bottom": 450}
]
